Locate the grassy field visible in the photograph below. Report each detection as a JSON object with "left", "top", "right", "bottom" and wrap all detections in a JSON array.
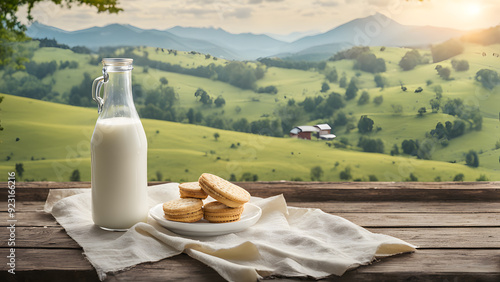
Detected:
[
  {"left": 1, "top": 94, "right": 499, "bottom": 182},
  {"left": 2, "top": 41, "right": 500, "bottom": 181}
]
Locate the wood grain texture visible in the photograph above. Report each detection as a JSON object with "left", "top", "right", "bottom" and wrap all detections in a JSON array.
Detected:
[
  {"left": 2, "top": 210, "right": 498, "bottom": 227},
  {"left": 3, "top": 200, "right": 500, "bottom": 213},
  {"left": 1, "top": 181, "right": 499, "bottom": 201},
  {"left": 0, "top": 249, "right": 499, "bottom": 281},
  {"left": 1, "top": 226, "right": 498, "bottom": 249}
]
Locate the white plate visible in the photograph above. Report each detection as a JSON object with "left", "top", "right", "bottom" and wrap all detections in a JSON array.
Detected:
[{"left": 149, "top": 202, "right": 262, "bottom": 237}]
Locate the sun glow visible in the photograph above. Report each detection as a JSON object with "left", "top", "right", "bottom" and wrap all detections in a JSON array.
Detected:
[{"left": 465, "top": 3, "right": 482, "bottom": 17}]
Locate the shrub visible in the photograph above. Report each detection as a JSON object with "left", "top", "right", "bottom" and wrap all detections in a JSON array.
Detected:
[
  {"left": 373, "top": 95, "right": 383, "bottom": 105},
  {"left": 357, "top": 136, "right": 384, "bottom": 153},
  {"left": 345, "top": 78, "right": 358, "bottom": 100},
  {"left": 435, "top": 65, "right": 452, "bottom": 80},
  {"left": 374, "top": 74, "right": 386, "bottom": 88},
  {"left": 357, "top": 91, "right": 370, "bottom": 105},
  {"left": 240, "top": 172, "right": 258, "bottom": 181},
  {"left": 368, "top": 175, "right": 378, "bottom": 181},
  {"left": 310, "top": 166, "right": 324, "bottom": 181},
  {"left": 339, "top": 167, "right": 352, "bottom": 180},
  {"left": 390, "top": 144, "right": 400, "bottom": 156},
  {"left": 257, "top": 85, "right": 278, "bottom": 94},
  {"left": 320, "top": 82, "right": 330, "bottom": 93},
  {"left": 214, "top": 96, "right": 226, "bottom": 107},
  {"left": 339, "top": 74, "right": 347, "bottom": 88},
  {"left": 453, "top": 173, "right": 465, "bottom": 181},
  {"left": 357, "top": 115, "right": 374, "bottom": 133},
  {"left": 405, "top": 173, "right": 418, "bottom": 182},
  {"left": 451, "top": 59, "right": 469, "bottom": 71},
  {"left": 70, "top": 169, "right": 81, "bottom": 181},
  {"left": 465, "top": 150, "right": 479, "bottom": 167},
  {"left": 476, "top": 174, "right": 489, "bottom": 181}
]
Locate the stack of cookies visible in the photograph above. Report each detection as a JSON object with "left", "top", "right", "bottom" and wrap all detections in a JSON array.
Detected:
[{"left": 162, "top": 173, "right": 251, "bottom": 223}]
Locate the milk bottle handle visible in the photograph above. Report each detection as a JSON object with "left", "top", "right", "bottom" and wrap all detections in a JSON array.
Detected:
[{"left": 92, "top": 71, "right": 109, "bottom": 114}]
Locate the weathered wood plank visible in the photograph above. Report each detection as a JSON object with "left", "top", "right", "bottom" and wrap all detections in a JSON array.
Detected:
[
  {"left": 1, "top": 249, "right": 498, "bottom": 281},
  {"left": 2, "top": 181, "right": 499, "bottom": 201},
  {"left": 336, "top": 212, "right": 500, "bottom": 227},
  {"left": 1, "top": 226, "right": 498, "bottom": 249},
  {"left": 3, "top": 210, "right": 498, "bottom": 228},
  {"left": 3, "top": 200, "right": 500, "bottom": 213}
]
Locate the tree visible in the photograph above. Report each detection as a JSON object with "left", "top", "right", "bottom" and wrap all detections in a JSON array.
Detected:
[
  {"left": 1, "top": 0, "right": 121, "bottom": 68},
  {"left": 451, "top": 59, "right": 469, "bottom": 71},
  {"left": 390, "top": 144, "right": 400, "bottom": 156},
  {"left": 418, "top": 107, "right": 427, "bottom": 116},
  {"left": 70, "top": 169, "right": 81, "bottom": 181},
  {"left": 430, "top": 99, "right": 440, "bottom": 113},
  {"left": 345, "top": 78, "right": 358, "bottom": 100},
  {"left": 325, "top": 68, "right": 338, "bottom": 83},
  {"left": 399, "top": 49, "right": 421, "bottom": 71},
  {"left": 465, "top": 150, "right": 479, "bottom": 167},
  {"left": 373, "top": 95, "right": 383, "bottom": 105},
  {"left": 357, "top": 115, "right": 374, "bottom": 133},
  {"left": 320, "top": 82, "right": 330, "bottom": 93},
  {"left": 339, "top": 74, "right": 347, "bottom": 88},
  {"left": 155, "top": 171, "right": 163, "bottom": 181},
  {"left": 357, "top": 136, "right": 384, "bottom": 153},
  {"left": 15, "top": 163, "right": 24, "bottom": 179},
  {"left": 435, "top": 65, "right": 452, "bottom": 80},
  {"left": 213, "top": 132, "right": 220, "bottom": 141},
  {"left": 310, "top": 166, "right": 324, "bottom": 181},
  {"left": 374, "top": 74, "right": 386, "bottom": 88},
  {"left": 357, "top": 91, "right": 370, "bottom": 105},
  {"left": 402, "top": 140, "right": 418, "bottom": 156},
  {"left": 431, "top": 39, "right": 464, "bottom": 63},
  {"left": 475, "top": 69, "right": 499, "bottom": 90},
  {"left": 214, "top": 96, "right": 226, "bottom": 107},
  {"left": 160, "top": 77, "right": 168, "bottom": 85},
  {"left": 339, "top": 167, "right": 352, "bottom": 180}
]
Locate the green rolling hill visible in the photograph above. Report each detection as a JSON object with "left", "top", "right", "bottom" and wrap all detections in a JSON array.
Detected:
[{"left": 1, "top": 94, "right": 498, "bottom": 182}]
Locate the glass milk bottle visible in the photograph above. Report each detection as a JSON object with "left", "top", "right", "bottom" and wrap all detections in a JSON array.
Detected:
[{"left": 90, "top": 58, "right": 148, "bottom": 231}]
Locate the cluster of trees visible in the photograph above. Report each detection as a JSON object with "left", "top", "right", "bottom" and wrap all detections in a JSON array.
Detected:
[
  {"left": 112, "top": 48, "right": 265, "bottom": 90},
  {"left": 257, "top": 85, "right": 278, "bottom": 94},
  {"left": 353, "top": 52, "right": 386, "bottom": 73},
  {"left": 429, "top": 120, "right": 466, "bottom": 140},
  {"left": 257, "top": 57, "right": 326, "bottom": 71},
  {"left": 374, "top": 74, "right": 387, "bottom": 89},
  {"left": 431, "top": 39, "right": 464, "bottom": 63},
  {"left": 0, "top": 74, "right": 55, "bottom": 100},
  {"left": 357, "top": 115, "right": 374, "bottom": 133},
  {"left": 299, "top": 91, "right": 345, "bottom": 120},
  {"left": 475, "top": 69, "right": 499, "bottom": 90},
  {"left": 399, "top": 49, "right": 422, "bottom": 71},
  {"left": 441, "top": 98, "right": 482, "bottom": 130},
  {"left": 194, "top": 88, "right": 226, "bottom": 107},
  {"left": 68, "top": 73, "right": 93, "bottom": 106},
  {"left": 400, "top": 139, "right": 434, "bottom": 160},
  {"left": 59, "top": 60, "right": 79, "bottom": 70},
  {"left": 139, "top": 85, "right": 178, "bottom": 121},
  {"left": 357, "top": 136, "right": 384, "bottom": 153},
  {"left": 35, "top": 38, "right": 92, "bottom": 54},
  {"left": 330, "top": 46, "right": 370, "bottom": 61},
  {"left": 25, "top": 60, "right": 57, "bottom": 79}
]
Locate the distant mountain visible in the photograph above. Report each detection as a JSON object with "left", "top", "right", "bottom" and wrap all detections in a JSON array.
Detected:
[
  {"left": 27, "top": 22, "right": 241, "bottom": 60},
  {"left": 167, "top": 26, "right": 286, "bottom": 60},
  {"left": 265, "top": 30, "right": 321, "bottom": 43},
  {"left": 284, "top": 13, "right": 465, "bottom": 53},
  {"left": 27, "top": 14, "right": 467, "bottom": 61}
]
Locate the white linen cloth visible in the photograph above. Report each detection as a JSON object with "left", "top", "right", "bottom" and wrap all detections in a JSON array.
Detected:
[{"left": 44, "top": 183, "right": 416, "bottom": 281}]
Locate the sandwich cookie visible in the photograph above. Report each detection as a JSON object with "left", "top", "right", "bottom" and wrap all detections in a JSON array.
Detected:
[
  {"left": 162, "top": 198, "right": 203, "bottom": 223},
  {"left": 179, "top": 182, "right": 208, "bottom": 199},
  {"left": 203, "top": 201, "right": 244, "bottom": 223},
  {"left": 198, "top": 173, "right": 251, "bottom": 208}
]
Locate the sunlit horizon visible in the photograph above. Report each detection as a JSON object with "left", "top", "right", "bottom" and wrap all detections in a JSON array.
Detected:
[{"left": 17, "top": 0, "right": 500, "bottom": 36}]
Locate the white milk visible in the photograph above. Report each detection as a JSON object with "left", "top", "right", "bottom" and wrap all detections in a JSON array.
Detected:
[{"left": 91, "top": 117, "right": 148, "bottom": 230}]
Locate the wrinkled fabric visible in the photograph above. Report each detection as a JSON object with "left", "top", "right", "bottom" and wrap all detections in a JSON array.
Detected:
[{"left": 45, "top": 183, "right": 416, "bottom": 281}]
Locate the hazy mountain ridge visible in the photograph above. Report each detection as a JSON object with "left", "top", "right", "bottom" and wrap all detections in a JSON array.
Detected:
[{"left": 27, "top": 13, "right": 467, "bottom": 61}]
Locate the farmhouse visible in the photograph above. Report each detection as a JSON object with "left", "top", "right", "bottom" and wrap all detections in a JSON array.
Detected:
[{"left": 289, "top": 124, "right": 336, "bottom": 140}]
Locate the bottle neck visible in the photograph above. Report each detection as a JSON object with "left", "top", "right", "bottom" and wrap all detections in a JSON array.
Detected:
[{"left": 100, "top": 69, "right": 138, "bottom": 119}]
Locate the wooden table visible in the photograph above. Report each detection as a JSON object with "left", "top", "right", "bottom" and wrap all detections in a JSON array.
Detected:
[{"left": 1, "top": 181, "right": 499, "bottom": 281}]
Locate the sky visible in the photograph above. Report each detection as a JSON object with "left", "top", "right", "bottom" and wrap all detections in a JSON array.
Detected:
[{"left": 18, "top": 0, "right": 500, "bottom": 36}]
